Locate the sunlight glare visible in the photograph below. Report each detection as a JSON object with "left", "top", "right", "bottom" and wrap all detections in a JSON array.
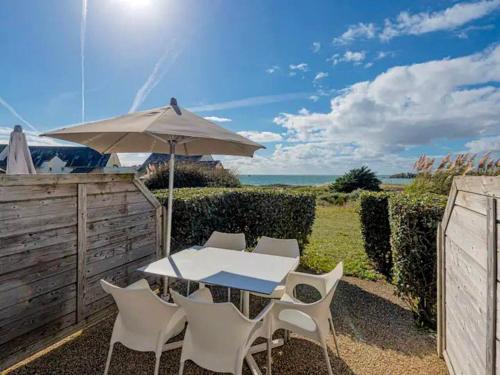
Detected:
[{"left": 113, "top": 0, "right": 153, "bottom": 12}]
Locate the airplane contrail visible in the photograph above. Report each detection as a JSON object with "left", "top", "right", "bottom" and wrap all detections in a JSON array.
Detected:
[
  {"left": 0, "top": 96, "right": 38, "bottom": 132},
  {"left": 129, "top": 43, "right": 180, "bottom": 113},
  {"left": 81, "top": 0, "right": 88, "bottom": 123}
]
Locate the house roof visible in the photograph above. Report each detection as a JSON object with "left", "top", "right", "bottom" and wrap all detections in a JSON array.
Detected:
[
  {"left": 140, "top": 153, "right": 220, "bottom": 171},
  {"left": 0, "top": 145, "right": 111, "bottom": 170}
]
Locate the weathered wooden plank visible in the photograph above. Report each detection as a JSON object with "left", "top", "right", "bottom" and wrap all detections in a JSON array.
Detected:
[
  {"left": 487, "top": 197, "right": 497, "bottom": 375},
  {"left": 0, "top": 297, "right": 76, "bottom": 346},
  {"left": 133, "top": 178, "right": 160, "bottom": 208},
  {"left": 455, "top": 190, "right": 488, "bottom": 216},
  {"left": 0, "top": 173, "right": 134, "bottom": 186},
  {"left": 87, "top": 201, "right": 154, "bottom": 223},
  {"left": 86, "top": 181, "right": 137, "bottom": 195},
  {"left": 155, "top": 206, "right": 162, "bottom": 259},
  {"left": 0, "top": 197, "right": 77, "bottom": 222},
  {"left": 0, "top": 255, "right": 76, "bottom": 294},
  {"left": 0, "top": 269, "right": 76, "bottom": 308},
  {"left": 446, "top": 206, "right": 488, "bottom": 270},
  {"left": 442, "top": 180, "right": 458, "bottom": 232},
  {"left": 85, "top": 243, "right": 156, "bottom": 277},
  {"left": 84, "top": 254, "right": 155, "bottom": 306},
  {"left": 0, "top": 284, "right": 76, "bottom": 324},
  {"left": 77, "top": 184, "right": 87, "bottom": 323},
  {"left": 455, "top": 176, "right": 500, "bottom": 198},
  {"left": 87, "top": 211, "right": 155, "bottom": 236},
  {"left": 0, "top": 312, "right": 76, "bottom": 365},
  {"left": 87, "top": 224, "right": 155, "bottom": 250},
  {"left": 0, "top": 225, "right": 77, "bottom": 258},
  {"left": 86, "top": 235, "right": 155, "bottom": 264},
  {"left": 0, "top": 211, "right": 77, "bottom": 239},
  {"left": 86, "top": 191, "right": 147, "bottom": 208},
  {"left": 0, "top": 240, "right": 77, "bottom": 275},
  {"left": 0, "top": 184, "right": 77, "bottom": 202}
]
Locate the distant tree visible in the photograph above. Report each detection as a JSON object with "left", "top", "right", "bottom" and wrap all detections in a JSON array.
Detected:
[{"left": 330, "top": 166, "right": 381, "bottom": 193}]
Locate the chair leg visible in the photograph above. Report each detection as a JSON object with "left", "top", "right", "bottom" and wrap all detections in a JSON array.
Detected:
[
  {"left": 228, "top": 287, "right": 231, "bottom": 302},
  {"left": 321, "top": 342, "right": 333, "bottom": 375},
  {"left": 187, "top": 280, "right": 191, "bottom": 296},
  {"left": 267, "top": 336, "right": 272, "bottom": 375},
  {"left": 153, "top": 352, "right": 161, "bottom": 375},
  {"left": 178, "top": 360, "right": 185, "bottom": 375},
  {"left": 329, "top": 318, "right": 340, "bottom": 357},
  {"left": 284, "top": 329, "right": 290, "bottom": 344},
  {"left": 103, "top": 343, "right": 114, "bottom": 375}
]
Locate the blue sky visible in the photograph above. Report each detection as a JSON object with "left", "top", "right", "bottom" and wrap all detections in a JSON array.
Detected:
[{"left": 0, "top": 0, "right": 499, "bottom": 174}]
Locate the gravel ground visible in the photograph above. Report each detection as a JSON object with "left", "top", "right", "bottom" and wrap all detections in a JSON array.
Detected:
[{"left": 7, "top": 277, "right": 447, "bottom": 375}]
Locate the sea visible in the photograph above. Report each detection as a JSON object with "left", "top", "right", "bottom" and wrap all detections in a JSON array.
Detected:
[{"left": 238, "top": 175, "right": 414, "bottom": 186}]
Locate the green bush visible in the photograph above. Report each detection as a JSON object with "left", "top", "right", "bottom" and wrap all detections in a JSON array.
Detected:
[
  {"left": 330, "top": 166, "right": 381, "bottom": 193},
  {"left": 144, "top": 162, "right": 241, "bottom": 189},
  {"left": 154, "top": 188, "right": 316, "bottom": 253},
  {"left": 359, "top": 192, "right": 392, "bottom": 278},
  {"left": 389, "top": 193, "right": 447, "bottom": 328}
]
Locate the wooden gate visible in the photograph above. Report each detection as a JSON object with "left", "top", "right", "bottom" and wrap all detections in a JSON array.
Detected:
[
  {"left": 0, "top": 174, "right": 164, "bottom": 370},
  {"left": 438, "top": 176, "right": 499, "bottom": 374}
]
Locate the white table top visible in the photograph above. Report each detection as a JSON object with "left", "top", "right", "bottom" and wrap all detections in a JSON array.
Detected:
[{"left": 139, "top": 246, "right": 299, "bottom": 295}]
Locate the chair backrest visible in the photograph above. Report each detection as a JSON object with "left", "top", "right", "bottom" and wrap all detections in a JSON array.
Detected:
[
  {"left": 253, "top": 236, "right": 300, "bottom": 258},
  {"left": 321, "top": 261, "right": 343, "bottom": 304},
  {"left": 101, "top": 279, "right": 178, "bottom": 337},
  {"left": 204, "top": 231, "right": 246, "bottom": 251},
  {"left": 172, "top": 291, "right": 255, "bottom": 372}
]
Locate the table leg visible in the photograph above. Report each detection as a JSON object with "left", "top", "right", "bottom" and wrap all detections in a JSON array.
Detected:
[{"left": 243, "top": 291, "right": 250, "bottom": 317}]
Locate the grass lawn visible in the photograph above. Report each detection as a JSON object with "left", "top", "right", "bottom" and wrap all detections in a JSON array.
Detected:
[{"left": 301, "top": 204, "right": 380, "bottom": 280}]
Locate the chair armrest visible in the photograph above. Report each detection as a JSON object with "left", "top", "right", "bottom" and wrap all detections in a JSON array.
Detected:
[
  {"left": 285, "top": 272, "right": 327, "bottom": 298},
  {"left": 253, "top": 300, "right": 275, "bottom": 323},
  {"left": 188, "top": 287, "right": 213, "bottom": 303}
]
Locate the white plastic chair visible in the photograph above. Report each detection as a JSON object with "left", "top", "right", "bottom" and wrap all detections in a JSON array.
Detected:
[
  {"left": 172, "top": 290, "right": 273, "bottom": 375},
  {"left": 251, "top": 236, "right": 300, "bottom": 299},
  {"left": 100, "top": 279, "right": 213, "bottom": 375},
  {"left": 269, "top": 262, "right": 343, "bottom": 375},
  {"left": 201, "top": 231, "right": 246, "bottom": 301},
  {"left": 203, "top": 231, "right": 246, "bottom": 251}
]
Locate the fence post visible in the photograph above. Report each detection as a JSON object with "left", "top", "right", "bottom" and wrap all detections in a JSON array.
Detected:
[
  {"left": 437, "top": 222, "right": 445, "bottom": 357},
  {"left": 77, "top": 184, "right": 88, "bottom": 323},
  {"left": 487, "top": 197, "right": 497, "bottom": 375}
]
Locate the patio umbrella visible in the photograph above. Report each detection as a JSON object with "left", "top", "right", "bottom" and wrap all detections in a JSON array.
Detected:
[
  {"left": 0, "top": 125, "right": 36, "bottom": 174},
  {"left": 42, "top": 98, "right": 264, "bottom": 256}
]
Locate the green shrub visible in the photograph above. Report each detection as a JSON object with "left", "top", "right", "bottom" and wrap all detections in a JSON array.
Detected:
[
  {"left": 359, "top": 192, "right": 392, "bottom": 278},
  {"left": 154, "top": 188, "right": 316, "bottom": 253},
  {"left": 144, "top": 162, "right": 241, "bottom": 189},
  {"left": 330, "top": 166, "right": 381, "bottom": 193},
  {"left": 317, "top": 188, "right": 365, "bottom": 206},
  {"left": 389, "top": 193, "right": 447, "bottom": 328}
]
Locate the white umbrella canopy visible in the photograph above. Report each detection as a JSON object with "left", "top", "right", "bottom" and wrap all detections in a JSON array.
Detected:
[
  {"left": 41, "top": 98, "right": 264, "bottom": 262},
  {"left": 0, "top": 125, "right": 36, "bottom": 175},
  {"left": 41, "top": 98, "right": 263, "bottom": 156}
]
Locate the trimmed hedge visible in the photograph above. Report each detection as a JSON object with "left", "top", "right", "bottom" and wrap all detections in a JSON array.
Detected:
[
  {"left": 389, "top": 193, "right": 446, "bottom": 328},
  {"left": 359, "top": 192, "right": 392, "bottom": 278},
  {"left": 154, "top": 188, "right": 316, "bottom": 253}
]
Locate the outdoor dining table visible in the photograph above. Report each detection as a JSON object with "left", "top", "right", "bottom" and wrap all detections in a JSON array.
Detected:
[{"left": 139, "top": 246, "right": 299, "bottom": 374}]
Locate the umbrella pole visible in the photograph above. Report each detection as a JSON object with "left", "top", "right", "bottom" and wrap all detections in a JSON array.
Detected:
[{"left": 163, "top": 141, "right": 176, "bottom": 298}]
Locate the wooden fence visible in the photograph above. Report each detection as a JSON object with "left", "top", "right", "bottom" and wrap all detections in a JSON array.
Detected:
[
  {"left": 0, "top": 174, "right": 164, "bottom": 370},
  {"left": 438, "top": 176, "right": 499, "bottom": 375}
]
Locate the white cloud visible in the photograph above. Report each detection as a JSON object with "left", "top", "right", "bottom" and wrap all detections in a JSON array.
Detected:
[
  {"left": 312, "top": 42, "right": 321, "bottom": 53},
  {"left": 364, "top": 62, "right": 374, "bottom": 68},
  {"left": 188, "top": 92, "right": 311, "bottom": 112},
  {"left": 237, "top": 131, "right": 283, "bottom": 143},
  {"left": 333, "top": 22, "right": 377, "bottom": 44},
  {"left": 289, "top": 63, "right": 309, "bottom": 76},
  {"left": 330, "top": 51, "right": 366, "bottom": 65},
  {"left": 466, "top": 136, "right": 500, "bottom": 152},
  {"left": 309, "top": 95, "right": 320, "bottom": 102},
  {"left": 272, "top": 45, "right": 500, "bottom": 164},
  {"left": 381, "top": 0, "right": 500, "bottom": 41},
  {"left": 204, "top": 116, "right": 232, "bottom": 123},
  {"left": 266, "top": 65, "right": 280, "bottom": 74},
  {"left": 313, "top": 72, "right": 329, "bottom": 82},
  {"left": 455, "top": 23, "right": 495, "bottom": 38}
]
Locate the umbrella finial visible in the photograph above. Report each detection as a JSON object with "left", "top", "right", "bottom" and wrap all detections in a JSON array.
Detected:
[
  {"left": 170, "top": 97, "right": 178, "bottom": 106},
  {"left": 14, "top": 124, "right": 23, "bottom": 132}
]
